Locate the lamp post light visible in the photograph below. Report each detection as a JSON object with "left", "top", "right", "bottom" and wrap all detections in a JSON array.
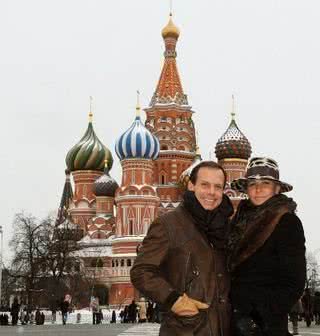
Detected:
[{"left": 0, "top": 225, "right": 3, "bottom": 307}]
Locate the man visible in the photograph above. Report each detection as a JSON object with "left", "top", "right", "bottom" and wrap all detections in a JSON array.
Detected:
[
  {"left": 227, "top": 157, "right": 306, "bottom": 336},
  {"left": 60, "top": 297, "right": 69, "bottom": 325},
  {"left": 128, "top": 300, "right": 138, "bottom": 323},
  {"left": 131, "top": 161, "right": 234, "bottom": 336}
]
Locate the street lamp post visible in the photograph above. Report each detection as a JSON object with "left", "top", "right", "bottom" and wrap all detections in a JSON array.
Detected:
[{"left": 0, "top": 225, "right": 3, "bottom": 307}]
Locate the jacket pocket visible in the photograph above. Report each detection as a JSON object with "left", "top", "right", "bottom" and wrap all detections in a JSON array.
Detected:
[{"left": 184, "top": 254, "right": 204, "bottom": 302}]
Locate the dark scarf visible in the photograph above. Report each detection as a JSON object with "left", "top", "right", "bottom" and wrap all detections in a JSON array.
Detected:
[
  {"left": 227, "top": 193, "right": 297, "bottom": 270},
  {"left": 183, "top": 190, "right": 234, "bottom": 249}
]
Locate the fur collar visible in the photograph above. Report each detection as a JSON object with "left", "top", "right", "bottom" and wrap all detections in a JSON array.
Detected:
[{"left": 227, "top": 194, "right": 296, "bottom": 271}]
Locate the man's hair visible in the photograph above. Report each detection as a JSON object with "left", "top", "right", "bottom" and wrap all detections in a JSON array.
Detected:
[{"left": 189, "top": 161, "right": 227, "bottom": 187}]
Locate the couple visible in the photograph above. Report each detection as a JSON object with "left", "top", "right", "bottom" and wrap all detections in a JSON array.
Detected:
[{"left": 130, "top": 157, "right": 306, "bottom": 336}]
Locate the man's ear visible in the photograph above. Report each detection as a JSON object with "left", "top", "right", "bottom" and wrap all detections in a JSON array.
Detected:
[
  {"left": 188, "top": 180, "right": 195, "bottom": 191},
  {"left": 275, "top": 184, "right": 281, "bottom": 194}
]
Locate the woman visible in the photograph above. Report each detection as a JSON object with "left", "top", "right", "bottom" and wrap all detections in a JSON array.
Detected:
[{"left": 227, "top": 157, "right": 306, "bottom": 336}]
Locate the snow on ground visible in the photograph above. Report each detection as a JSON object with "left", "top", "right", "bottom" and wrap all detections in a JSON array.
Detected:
[{"left": 1, "top": 308, "right": 123, "bottom": 325}]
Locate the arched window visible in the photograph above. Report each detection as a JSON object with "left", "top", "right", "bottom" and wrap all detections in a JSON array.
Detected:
[
  {"left": 97, "top": 258, "right": 104, "bottom": 268},
  {"left": 121, "top": 259, "right": 125, "bottom": 267},
  {"left": 127, "top": 259, "right": 132, "bottom": 267},
  {"left": 129, "top": 220, "right": 133, "bottom": 235}
]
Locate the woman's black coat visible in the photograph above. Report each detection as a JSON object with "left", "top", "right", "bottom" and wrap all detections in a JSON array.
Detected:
[{"left": 230, "top": 211, "right": 306, "bottom": 334}]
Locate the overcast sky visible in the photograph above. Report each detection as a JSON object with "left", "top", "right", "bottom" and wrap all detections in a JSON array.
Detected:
[{"left": 1, "top": 0, "right": 319, "bottom": 263}]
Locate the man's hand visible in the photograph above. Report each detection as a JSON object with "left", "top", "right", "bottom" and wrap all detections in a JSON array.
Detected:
[{"left": 171, "top": 293, "right": 209, "bottom": 316}]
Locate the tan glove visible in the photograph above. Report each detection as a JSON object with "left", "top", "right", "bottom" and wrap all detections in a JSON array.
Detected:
[{"left": 171, "top": 293, "right": 209, "bottom": 316}]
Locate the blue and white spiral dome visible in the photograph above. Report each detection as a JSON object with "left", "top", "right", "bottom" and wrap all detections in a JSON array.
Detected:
[{"left": 115, "top": 114, "right": 160, "bottom": 160}]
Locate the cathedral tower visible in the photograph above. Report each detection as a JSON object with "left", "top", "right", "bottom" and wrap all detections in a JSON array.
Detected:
[
  {"left": 65, "top": 107, "right": 113, "bottom": 234},
  {"left": 215, "top": 96, "right": 252, "bottom": 207},
  {"left": 145, "top": 14, "right": 197, "bottom": 209},
  {"left": 110, "top": 99, "right": 160, "bottom": 304}
]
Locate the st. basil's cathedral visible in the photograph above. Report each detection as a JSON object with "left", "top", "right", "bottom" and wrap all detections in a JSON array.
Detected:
[{"left": 56, "top": 14, "right": 252, "bottom": 306}]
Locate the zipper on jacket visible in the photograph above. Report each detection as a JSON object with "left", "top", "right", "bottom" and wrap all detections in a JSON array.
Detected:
[{"left": 184, "top": 252, "right": 191, "bottom": 292}]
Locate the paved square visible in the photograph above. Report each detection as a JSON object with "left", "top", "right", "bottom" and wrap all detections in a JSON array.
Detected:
[{"left": 1, "top": 322, "right": 320, "bottom": 336}]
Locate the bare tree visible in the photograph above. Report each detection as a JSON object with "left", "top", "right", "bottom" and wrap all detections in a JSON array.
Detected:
[
  {"left": 9, "top": 211, "right": 87, "bottom": 308},
  {"left": 37, "top": 215, "right": 83, "bottom": 305},
  {"left": 9, "top": 212, "right": 43, "bottom": 305},
  {"left": 306, "top": 250, "right": 319, "bottom": 292}
]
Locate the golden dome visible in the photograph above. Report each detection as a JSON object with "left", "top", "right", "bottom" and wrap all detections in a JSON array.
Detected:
[{"left": 161, "top": 14, "right": 180, "bottom": 39}]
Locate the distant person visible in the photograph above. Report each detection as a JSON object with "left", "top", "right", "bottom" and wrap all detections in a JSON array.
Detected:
[
  {"left": 35, "top": 309, "right": 41, "bottom": 325},
  {"left": 60, "top": 298, "right": 69, "bottom": 325},
  {"left": 91, "top": 296, "right": 100, "bottom": 325},
  {"left": 10, "top": 297, "right": 20, "bottom": 326},
  {"left": 50, "top": 299, "right": 58, "bottom": 324},
  {"left": 29, "top": 311, "right": 35, "bottom": 324},
  {"left": 146, "top": 301, "right": 154, "bottom": 322},
  {"left": 119, "top": 309, "right": 124, "bottom": 323},
  {"left": 302, "top": 288, "right": 313, "bottom": 327},
  {"left": 227, "top": 157, "right": 306, "bottom": 335},
  {"left": 289, "top": 299, "right": 303, "bottom": 335},
  {"left": 122, "top": 305, "right": 129, "bottom": 323},
  {"left": 313, "top": 291, "right": 320, "bottom": 325},
  {"left": 127, "top": 300, "right": 137, "bottom": 323},
  {"left": 23, "top": 307, "right": 30, "bottom": 325},
  {"left": 138, "top": 298, "right": 147, "bottom": 323},
  {"left": 111, "top": 310, "right": 116, "bottom": 323},
  {"left": 40, "top": 312, "right": 45, "bottom": 325}
]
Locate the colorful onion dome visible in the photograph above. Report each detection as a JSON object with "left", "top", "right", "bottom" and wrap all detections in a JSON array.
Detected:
[
  {"left": 93, "top": 160, "right": 119, "bottom": 197},
  {"left": 115, "top": 103, "right": 160, "bottom": 161},
  {"left": 215, "top": 114, "right": 252, "bottom": 160},
  {"left": 161, "top": 13, "right": 180, "bottom": 39},
  {"left": 178, "top": 147, "right": 202, "bottom": 189},
  {"left": 66, "top": 112, "right": 113, "bottom": 172}
]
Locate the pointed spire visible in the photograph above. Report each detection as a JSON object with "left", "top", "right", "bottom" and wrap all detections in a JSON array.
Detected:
[
  {"left": 89, "top": 96, "right": 93, "bottom": 122},
  {"left": 195, "top": 145, "right": 202, "bottom": 160},
  {"left": 56, "top": 169, "right": 74, "bottom": 226},
  {"left": 136, "top": 90, "right": 141, "bottom": 118},
  {"left": 149, "top": 14, "right": 187, "bottom": 107},
  {"left": 195, "top": 131, "right": 201, "bottom": 157},
  {"left": 231, "top": 94, "right": 236, "bottom": 121},
  {"left": 215, "top": 97, "right": 252, "bottom": 160}
]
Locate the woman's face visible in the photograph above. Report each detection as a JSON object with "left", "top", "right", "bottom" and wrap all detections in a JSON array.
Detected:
[{"left": 246, "top": 179, "right": 280, "bottom": 206}]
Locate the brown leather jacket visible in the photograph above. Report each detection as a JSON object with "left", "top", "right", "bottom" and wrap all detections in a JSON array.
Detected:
[{"left": 130, "top": 204, "right": 231, "bottom": 336}]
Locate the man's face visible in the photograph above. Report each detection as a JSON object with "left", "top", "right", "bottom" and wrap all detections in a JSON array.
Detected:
[
  {"left": 246, "top": 179, "right": 280, "bottom": 206},
  {"left": 188, "top": 167, "right": 225, "bottom": 210}
]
